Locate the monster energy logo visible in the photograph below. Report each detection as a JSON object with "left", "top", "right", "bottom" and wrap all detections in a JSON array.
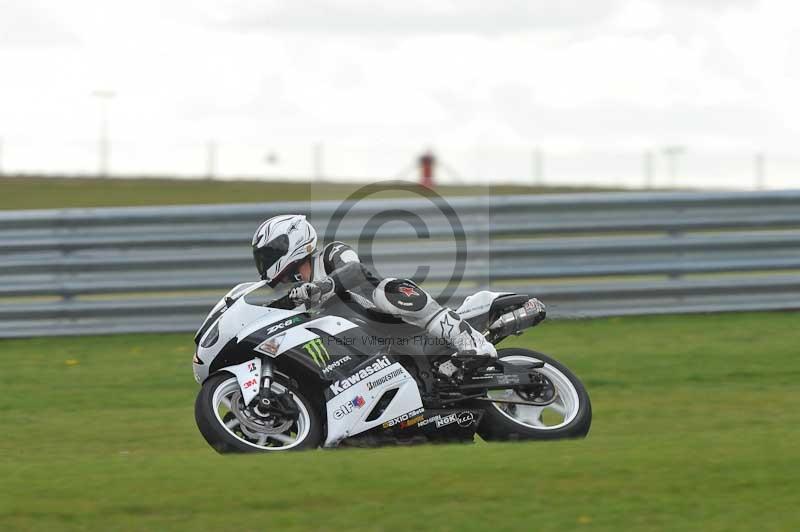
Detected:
[{"left": 303, "top": 338, "right": 330, "bottom": 367}]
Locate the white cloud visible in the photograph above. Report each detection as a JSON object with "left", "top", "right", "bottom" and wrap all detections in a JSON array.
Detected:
[
  {"left": 0, "top": 0, "right": 78, "bottom": 46},
  {"left": 0, "top": 0, "right": 797, "bottom": 185},
  {"left": 213, "top": 0, "right": 625, "bottom": 34}
]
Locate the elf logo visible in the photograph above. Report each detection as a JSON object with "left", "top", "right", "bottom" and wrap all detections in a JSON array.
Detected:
[
  {"left": 329, "top": 356, "right": 394, "bottom": 395},
  {"left": 333, "top": 395, "right": 366, "bottom": 419}
]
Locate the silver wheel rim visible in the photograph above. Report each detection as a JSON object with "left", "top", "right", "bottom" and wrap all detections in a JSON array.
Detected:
[
  {"left": 488, "top": 355, "right": 581, "bottom": 430},
  {"left": 211, "top": 377, "right": 311, "bottom": 450}
]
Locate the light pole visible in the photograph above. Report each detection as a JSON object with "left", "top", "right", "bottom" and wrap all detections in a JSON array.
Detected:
[
  {"left": 662, "top": 145, "right": 686, "bottom": 188},
  {"left": 532, "top": 146, "right": 544, "bottom": 186},
  {"left": 92, "top": 90, "right": 115, "bottom": 177},
  {"left": 206, "top": 140, "right": 218, "bottom": 179},
  {"left": 313, "top": 142, "right": 324, "bottom": 182},
  {"left": 755, "top": 152, "right": 766, "bottom": 190},
  {"left": 643, "top": 150, "right": 654, "bottom": 189}
]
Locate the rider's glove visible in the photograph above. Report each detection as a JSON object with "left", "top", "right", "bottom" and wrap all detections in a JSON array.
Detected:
[
  {"left": 289, "top": 278, "right": 335, "bottom": 308},
  {"left": 289, "top": 282, "right": 323, "bottom": 307}
]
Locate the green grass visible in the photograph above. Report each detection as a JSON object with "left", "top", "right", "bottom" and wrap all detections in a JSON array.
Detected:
[
  {"left": 0, "top": 176, "right": 623, "bottom": 210},
  {"left": 1, "top": 311, "right": 798, "bottom": 531}
]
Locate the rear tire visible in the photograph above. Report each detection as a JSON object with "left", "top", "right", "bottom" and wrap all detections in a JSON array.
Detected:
[
  {"left": 195, "top": 372, "right": 323, "bottom": 453},
  {"left": 478, "top": 348, "right": 592, "bottom": 441}
]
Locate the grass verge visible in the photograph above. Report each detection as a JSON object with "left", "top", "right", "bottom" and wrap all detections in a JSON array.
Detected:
[
  {"left": 0, "top": 175, "right": 623, "bottom": 210},
  {"left": 0, "top": 311, "right": 798, "bottom": 531}
]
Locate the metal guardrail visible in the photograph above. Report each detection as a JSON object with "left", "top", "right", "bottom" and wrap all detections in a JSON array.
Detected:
[{"left": 1, "top": 190, "right": 799, "bottom": 338}]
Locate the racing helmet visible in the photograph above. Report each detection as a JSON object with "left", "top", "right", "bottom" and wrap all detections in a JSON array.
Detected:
[{"left": 251, "top": 214, "right": 317, "bottom": 285}]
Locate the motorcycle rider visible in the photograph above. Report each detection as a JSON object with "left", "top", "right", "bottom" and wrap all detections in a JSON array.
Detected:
[{"left": 251, "top": 214, "right": 497, "bottom": 360}]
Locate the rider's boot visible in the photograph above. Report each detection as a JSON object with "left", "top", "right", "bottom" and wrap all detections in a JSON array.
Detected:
[{"left": 426, "top": 309, "right": 497, "bottom": 373}]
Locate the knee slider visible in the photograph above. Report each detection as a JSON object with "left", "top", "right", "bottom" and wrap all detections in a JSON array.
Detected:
[{"left": 373, "top": 278, "right": 428, "bottom": 315}]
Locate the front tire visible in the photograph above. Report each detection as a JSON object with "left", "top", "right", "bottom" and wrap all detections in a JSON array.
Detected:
[
  {"left": 478, "top": 348, "right": 592, "bottom": 441},
  {"left": 195, "top": 372, "right": 323, "bottom": 453}
]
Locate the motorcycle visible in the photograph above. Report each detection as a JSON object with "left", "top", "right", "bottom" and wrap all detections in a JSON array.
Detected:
[{"left": 192, "top": 281, "right": 592, "bottom": 452}]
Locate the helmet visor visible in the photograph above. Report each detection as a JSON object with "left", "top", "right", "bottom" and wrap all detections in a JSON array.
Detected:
[{"left": 253, "top": 234, "right": 290, "bottom": 280}]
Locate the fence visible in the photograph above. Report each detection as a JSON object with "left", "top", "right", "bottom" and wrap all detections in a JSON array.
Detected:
[
  {"left": 2, "top": 139, "right": 799, "bottom": 190},
  {"left": 1, "top": 190, "right": 799, "bottom": 338}
]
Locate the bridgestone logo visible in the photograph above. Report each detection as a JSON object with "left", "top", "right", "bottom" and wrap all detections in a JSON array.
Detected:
[
  {"left": 329, "top": 356, "right": 395, "bottom": 395},
  {"left": 366, "top": 368, "right": 403, "bottom": 390}
]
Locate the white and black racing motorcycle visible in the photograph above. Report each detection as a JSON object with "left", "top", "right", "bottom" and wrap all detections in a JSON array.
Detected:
[{"left": 192, "top": 282, "right": 592, "bottom": 452}]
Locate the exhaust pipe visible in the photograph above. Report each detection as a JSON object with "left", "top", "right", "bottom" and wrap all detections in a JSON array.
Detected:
[{"left": 489, "top": 298, "right": 546, "bottom": 336}]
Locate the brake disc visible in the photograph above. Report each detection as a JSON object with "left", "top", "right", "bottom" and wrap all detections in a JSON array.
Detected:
[{"left": 230, "top": 390, "right": 294, "bottom": 436}]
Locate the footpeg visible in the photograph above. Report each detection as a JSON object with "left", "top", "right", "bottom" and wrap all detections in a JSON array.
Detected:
[{"left": 437, "top": 360, "right": 460, "bottom": 377}]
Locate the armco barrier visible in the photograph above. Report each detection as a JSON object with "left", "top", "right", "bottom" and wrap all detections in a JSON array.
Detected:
[{"left": 0, "top": 190, "right": 799, "bottom": 337}]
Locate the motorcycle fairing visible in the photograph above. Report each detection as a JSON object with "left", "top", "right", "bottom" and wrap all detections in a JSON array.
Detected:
[
  {"left": 455, "top": 290, "right": 513, "bottom": 319},
  {"left": 194, "top": 290, "right": 360, "bottom": 384},
  {"left": 323, "top": 356, "right": 423, "bottom": 447},
  {"left": 195, "top": 294, "right": 277, "bottom": 382},
  {"left": 349, "top": 408, "right": 485, "bottom": 445},
  {"left": 194, "top": 281, "right": 267, "bottom": 344},
  {"left": 240, "top": 315, "right": 359, "bottom": 356}
]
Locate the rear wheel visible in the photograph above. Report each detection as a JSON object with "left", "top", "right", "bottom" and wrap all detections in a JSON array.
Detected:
[
  {"left": 195, "top": 372, "right": 323, "bottom": 453},
  {"left": 478, "top": 348, "right": 592, "bottom": 441}
]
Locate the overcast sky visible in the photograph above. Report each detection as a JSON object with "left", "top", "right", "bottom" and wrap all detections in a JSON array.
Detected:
[{"left": 0, "top": 0, "right": 798, "bottom": 185}]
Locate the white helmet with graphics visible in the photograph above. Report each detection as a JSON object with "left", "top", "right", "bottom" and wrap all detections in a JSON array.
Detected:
[{"left": 252, "top": 214, "right": 317, "bottom": 285}]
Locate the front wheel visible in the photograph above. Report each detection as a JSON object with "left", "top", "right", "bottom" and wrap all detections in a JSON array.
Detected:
[
  {"left": 478, "top": 348, "right": 592, "bottom": 441},
  {"left": 195, "top": 372, "right": 323, "bottom": 453}
]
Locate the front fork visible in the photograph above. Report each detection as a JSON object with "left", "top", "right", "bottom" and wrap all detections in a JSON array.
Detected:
[
  {"left": 257, "top": 357, "right": 275, "bottom": 403},
  {"left": 229, "top": 357, "right": 298, "bottom": 418},
  {"left": 255, "top": 357, "right": 299, "bottom": 418},
  {"left": 228, "top": 356, "right": 275, "bottom": 406}
]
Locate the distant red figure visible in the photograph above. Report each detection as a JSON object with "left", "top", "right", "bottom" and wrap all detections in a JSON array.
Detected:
[{"left": 418, "top": 151, "right": 436, "bottom": 188}]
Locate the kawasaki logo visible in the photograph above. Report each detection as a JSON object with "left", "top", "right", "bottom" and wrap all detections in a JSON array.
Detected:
[
  {"left": 329, "top": 356, "right": 394, "bottom": 395},
  {"left": 303, "top": 338, "right": 330, "bottom": 367}
]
